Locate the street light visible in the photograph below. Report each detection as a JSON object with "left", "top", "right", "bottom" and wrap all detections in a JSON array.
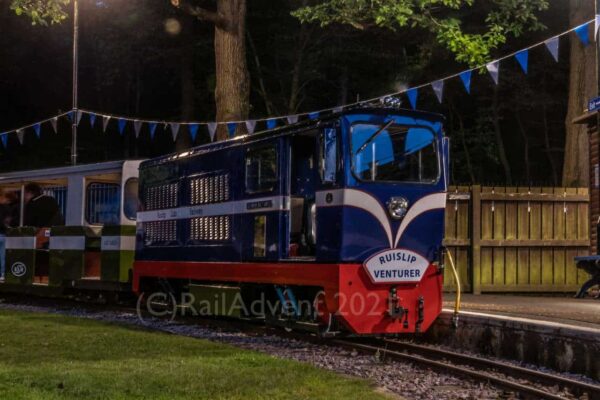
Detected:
[{"left": 71, "top": 0, "right": 79, "bottom": 166}]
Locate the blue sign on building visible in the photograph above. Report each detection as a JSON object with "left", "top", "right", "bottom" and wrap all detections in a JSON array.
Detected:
[{"left": 589, "top": 96, "right": 600, "bottom": 112}]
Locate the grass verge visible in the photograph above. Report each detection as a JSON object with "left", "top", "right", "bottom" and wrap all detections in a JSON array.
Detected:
[{"left": 0, "top": 309, "right": 389, "bottom": 400}]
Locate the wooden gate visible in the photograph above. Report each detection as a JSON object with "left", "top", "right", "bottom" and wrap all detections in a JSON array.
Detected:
[{"left": 443, "top": 186, "right": 590, "bottom": 294}]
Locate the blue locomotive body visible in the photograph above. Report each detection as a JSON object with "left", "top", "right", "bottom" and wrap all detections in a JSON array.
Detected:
[{"left": 136, "top": 108, "right": 448, "bottom": 265}]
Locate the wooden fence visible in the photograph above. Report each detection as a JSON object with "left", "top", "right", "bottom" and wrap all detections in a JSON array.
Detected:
[{"left": 443, "top": 186, "right": 591, "bottom": 294}]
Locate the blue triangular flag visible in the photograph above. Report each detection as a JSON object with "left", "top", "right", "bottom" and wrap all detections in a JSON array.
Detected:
[
  {"left": 67, "top": 111, "right": 74, "bottom": 122},
  {"left": 149, "top": 123, "right": 157, "bottom": 140},
  {"left": 227, "top": 122, "right": 237, "bottom": 138},
  {"left": 308, "top": 112, "right": 320, "bottom": 120},
  {"left": 544, "top": 37, "right": 559, "bottom": 62},
  {"left": 189, "top": 124, "right": 199, "bottom": 142},
  {"left": 89, "top": 113, "right": 97, "bottom": 128},
  {"left": 266, "top": 119, "right": 277, "bottom": 130},
  {"left": 118, "top": 119, "right": 127, "bottom": 135},
  {"left": 515, "top": 50, "right": 528, "bottom": 74},
  {"left": 406, "top": 88, "right": 418, "bottom": 109},
  {"left": 1, "top": 134, "right": 7, "bottom": 149},
  {"left": 486, "top": 61, "right": 500, "bottom": 84},
  {"left": 460, "top": 70, "right": 472, "bottom": 94},
  {"left": 33, "top": 123, "right": 41, "bottom": 138},
  {"left": 431, "top": 80, "right": 444, "bottom": 103},
  {"left": 575, "top": 22, "right": 591, "bottom": 46}
]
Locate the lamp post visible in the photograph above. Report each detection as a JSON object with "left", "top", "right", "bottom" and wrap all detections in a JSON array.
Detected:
[{"left": 71, "top": 0, "right": 79, "bottom": 166}]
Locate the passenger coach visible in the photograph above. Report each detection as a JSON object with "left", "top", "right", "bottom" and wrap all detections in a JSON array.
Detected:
[
  {"left": 134, "top": 108, "right": 450, "bottom": 335},
  {"left": 0, "top": 160, "right": 142, "bottom": 295}
]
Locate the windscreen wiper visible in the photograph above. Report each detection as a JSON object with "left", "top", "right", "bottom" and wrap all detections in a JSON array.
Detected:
[{"left": 356, "top": 120, "right": 394, "bottom": 155}]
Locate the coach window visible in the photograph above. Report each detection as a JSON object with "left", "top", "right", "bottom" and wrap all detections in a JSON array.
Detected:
[
  {"left": 245, "top": 146, "right": 278, "bottom": 193},
  {"left": 86, "top": 183, "right": 120, "bottom": 225},
  {"left": 123, "top": 178, "right": 139, "bottom": 220}
]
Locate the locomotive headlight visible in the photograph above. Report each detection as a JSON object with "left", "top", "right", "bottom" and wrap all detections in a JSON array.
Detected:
[{"left": 387, "top": 197, "right": 409, "bottom": 220}]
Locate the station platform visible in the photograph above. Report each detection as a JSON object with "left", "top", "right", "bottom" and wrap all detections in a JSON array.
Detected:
[
  {"left": 443, "top": 293, "right": 600, "bottom": 329},
  {"left": 436, "top": 294, "right": 600, "bottom": 380}
]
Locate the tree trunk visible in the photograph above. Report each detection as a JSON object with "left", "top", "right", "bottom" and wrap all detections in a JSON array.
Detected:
[
  {"left": 542, "top": 102, "right": 559, "bottom": 185},
  {"left": 492, "top": 86, "right": 512, "bottom": 185},
  {"left": 563, "top": 0, "right": 596, "bottom": 187},
  {"left": 448, "top": 98, "right": 475, "bottom": 183},
  {"left": 515, "top": 111, "right": 531, "bottom": 184},
  {"left": 181, "top": 18, "right": 196, "bottom": 121},
  {"left": 214, "top": 0, "right": 249, "bottom": 140}
]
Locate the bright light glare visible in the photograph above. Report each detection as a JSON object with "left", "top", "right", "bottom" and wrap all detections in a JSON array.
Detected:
[{"left": 164, "top": 18, "right": 182, "bottom": 36}]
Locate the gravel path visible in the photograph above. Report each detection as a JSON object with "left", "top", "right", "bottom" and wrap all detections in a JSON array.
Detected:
[{"left": 0, "top": 300, "right": 508, "bottom": 399}]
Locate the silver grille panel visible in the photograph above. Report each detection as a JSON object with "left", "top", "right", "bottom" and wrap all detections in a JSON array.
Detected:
[
  {"left": 145, "top": 183, "right": 179, "bottom": 211},
  {"left": 144, "top": 220, "right": 178, "bottom": 245},
  {"left": 190, "top": 216, "right": 231, "bottom": 241},
  {"left": 190, "top": 174, "right": 230, "bottom": 205}
]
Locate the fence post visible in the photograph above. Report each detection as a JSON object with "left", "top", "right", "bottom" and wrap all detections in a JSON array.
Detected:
[{"left": 471, "top": 185, "right": 482, "bottom": 295}]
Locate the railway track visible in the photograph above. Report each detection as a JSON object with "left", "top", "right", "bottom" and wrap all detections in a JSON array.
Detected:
[{"left": 333, "top": 339, "right": 600, "bottom": 400}]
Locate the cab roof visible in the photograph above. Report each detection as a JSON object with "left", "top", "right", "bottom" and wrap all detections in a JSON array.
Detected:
[{"left": 142, "top": 107, "right": 445, "bottom": 169}]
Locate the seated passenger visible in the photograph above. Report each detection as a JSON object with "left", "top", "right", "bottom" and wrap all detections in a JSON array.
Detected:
[{"left": 23, "top": 183, "right": 65, "bottom": 228}]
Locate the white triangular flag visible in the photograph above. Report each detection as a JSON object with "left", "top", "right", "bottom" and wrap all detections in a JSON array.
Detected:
[
  {"left": 134, "top": 120, "right": 143, "bottom": 138},
  {"left": 286, "top": 115, "right": 299, "bottom": 125},
  {"left": 332, "top": 106, "right": 343, "bottom": 113},
  {"left": 544, "top": 36, "right": 559, "bottom": 62},
  {"left": 170, "top": 123, "right": 180, "bottom": 141},
  {"left": 16, "top": 129, "right": 24, "bottom": 145},
  {"left": 51, "top": 117, "right": 58, "bottom": 133},
  {"left": 245, "top": 120, "right": 257, "bottom": 134},
  {"left": 207, "top": 123, "right": 218, "bottom": 142},
  {"left": 431, "top": 80, "right": 444, "bottom": 103},
  {"left": 76, "top": 110, "right": 83, "bottom": 126},
  {"left": 595, "top": 15, "right": 600, "bottom": 39},
  {"left": 102, "top": 116, "right": 111, "bottom": 133},
  {"left": 486, "top": 61, "right": 500, "bottom": 85}
]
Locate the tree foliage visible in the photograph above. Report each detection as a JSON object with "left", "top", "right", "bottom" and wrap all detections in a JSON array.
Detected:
[
  {"left": 292, "top": 0, "right": 549, "bottom": 67},
  {"left": 9, "top": 0, "right": 69, "bottom": 25}
]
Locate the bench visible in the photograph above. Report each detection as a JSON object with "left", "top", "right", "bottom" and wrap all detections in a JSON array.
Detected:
[{"left": 574, "top": 255, "right": 600, "bottom": 298}]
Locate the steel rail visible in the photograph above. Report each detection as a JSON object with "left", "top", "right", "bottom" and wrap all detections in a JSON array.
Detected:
[
  {"left": 332, "top": 340, "right": 586, "bottom": 400},
  {"left": 380, "top": 339, "right": 600, "bottom": 398}
]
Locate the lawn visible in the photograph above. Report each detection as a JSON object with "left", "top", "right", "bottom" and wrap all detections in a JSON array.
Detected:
[{"left": 0, "top": 310, "right": 389, "bottom": 400}]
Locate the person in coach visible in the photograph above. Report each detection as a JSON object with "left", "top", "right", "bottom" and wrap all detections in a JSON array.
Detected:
[{"left": 23, "top": 183, "right": 64, "bottom": 228}]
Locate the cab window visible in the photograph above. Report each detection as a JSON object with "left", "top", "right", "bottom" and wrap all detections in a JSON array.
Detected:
[
  {"left": 245, "top": 146, "right": 278, "bottom": 193},
  {"left": 86, "top": 183, "right": 120, "bottom": 225},
  {"left": 352, "top": 123, "right": 439, "bottom": 183}
]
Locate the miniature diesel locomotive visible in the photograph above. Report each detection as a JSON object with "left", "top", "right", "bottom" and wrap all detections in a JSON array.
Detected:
[
  {"left": 134, "top": 107, "right": 449, "bottom": 334},
  {"left": 0, "top": 107, "right": 449, "bottom": 335}
]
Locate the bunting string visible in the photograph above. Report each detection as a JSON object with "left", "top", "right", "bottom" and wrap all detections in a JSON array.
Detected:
[{"left": 0, "top": 17, "right": 597, "bottom": 149}]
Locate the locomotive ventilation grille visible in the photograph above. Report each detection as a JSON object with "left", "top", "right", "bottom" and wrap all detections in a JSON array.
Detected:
[
  {"left": 190, "top": 174, "right": 230, "bottom": 205},
  {"left": 144, "top": 182, "right": 179, "bottom": 211},
  {"left": 190, "top": 216, "right": 231, "bottom": 241},
  {"left": 144, "top": 220, "right": 178, "bottom": 246}
]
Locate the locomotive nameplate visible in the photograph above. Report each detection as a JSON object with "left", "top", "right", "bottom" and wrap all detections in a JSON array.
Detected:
[{"left": 364, "top": 249, "right": 429, "bottom": 284}]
